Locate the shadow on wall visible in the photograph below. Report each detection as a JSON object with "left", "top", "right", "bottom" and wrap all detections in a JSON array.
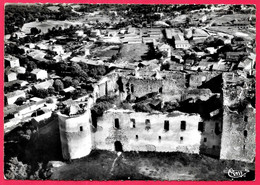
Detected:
[
  {"left": 199, "top": 114, "right": 223, "bottom": 159},
  {"left": 198, "top": 74, "right": 223, "bottom": 93}
]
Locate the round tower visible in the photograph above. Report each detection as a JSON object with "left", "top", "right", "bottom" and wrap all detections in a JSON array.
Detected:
[{"left": 58, "top": 103, "right": 93, "bottom": 160}]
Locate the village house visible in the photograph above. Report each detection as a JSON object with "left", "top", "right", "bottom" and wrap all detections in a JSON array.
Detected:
[
  {"left": 12, "top": 97, "right": 57, "bottom": 120},
  {"left": 75, "top": 30, "right": 86, "bottom": 37},
  {"left": 238, "top": 53, "right": 256, "bottom": 75},
  {"left": 232, "top": 20, "right": 250, "bottom": 29},
  {"left": 31, "top": 68, "right": 48, "bottom": 80},
  {"left": 31, "top": 109, "right": 53, "bottom": 128},
  {"left": 5, "top": 90, "right": 26, "bottom": 105},
  {"left": 5, "top": 70, "right": 17, "bottom": 82},
  {"left": 127, "top": 27, "right": 136, "bottom": 34},
  {"left": 232, "top": 37, "right": 248, "bottom": 45},
  {"left": 32, "top": 79, "right": 54, "bottom": 91},
  {"left": 173, "top": 34, "right": 190, "bottom": 49},
  {"left": 50, "top": 45, "right": 65, "bottom": 56},
  {"left": 5, "top": 55, "right": 20, "bottom": 68},
  {"left": 192, "top": 28, "right": 209, "bottom": 43},
  {"left": 225, "top": 52, "right": 247, "bottom": 62},
  {"left": 62, "top": 86, "right": 76, "bottom": 97},
  {"left": 157, "top": 43, "right": 171, "bottom": 57},
  {"left": 205, "top": 47, "right": 217, "bottom": 54},
  {"left": 168, "top": 61, "right": 184, "bottom": 71},
  {"left": 90, "top": 29, "right": 101, "bottom": 37}
]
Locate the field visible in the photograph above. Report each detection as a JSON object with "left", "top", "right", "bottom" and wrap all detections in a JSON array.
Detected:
[
  {"left": 50, "top": 150, "right": 255, "bottom": 181},
  {"left": 214, "top": 14, "right": 255, "bottom": 25},
  {"left": 119, "top": 43, "right": 149, "bottom": 62},
  {"left": 21, "top": 20, "right": 84, "bottom": 34},
  {"left": 94, "top": 45, "right": 120, "bottom": 58},
  {"left": 207, "top": 26, "right": 255, "bottom": 40}
]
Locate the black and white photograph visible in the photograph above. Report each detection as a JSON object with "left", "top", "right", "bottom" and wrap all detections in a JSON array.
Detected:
[{"left": 3, "top": 3, "right": 256, "bottom": 181}]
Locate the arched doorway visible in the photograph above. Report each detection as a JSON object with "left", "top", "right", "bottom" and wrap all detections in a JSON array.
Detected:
[{"left": 114, "top": 141, "right": 123, "bottom": 152}]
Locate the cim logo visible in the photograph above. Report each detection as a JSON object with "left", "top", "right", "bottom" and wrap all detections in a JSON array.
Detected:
[{"left": 227, "top": 168, "right": 249, "bottom": 179}]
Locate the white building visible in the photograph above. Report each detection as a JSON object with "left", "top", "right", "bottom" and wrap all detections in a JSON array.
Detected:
[
  {"left": 31, "top": 69, "right": 48, "bottom": 80},
  {"left": 158, "top": 43, "right": 171, "bottom": 57},
  {"left": 174, "top": 34, "right": 191, "bottom": 49},
  {"left": 5, "top": 90, "right": 26, "bottom": 105},
  {"left": 5, "top": 55, "right": 20, "bottom": 68},
  {"left": 5, "top": 71, "right": 17, "bottom": 82}
]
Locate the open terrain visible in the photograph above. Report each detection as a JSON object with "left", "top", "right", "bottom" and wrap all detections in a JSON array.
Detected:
[{"left": 50, "top": 149, "right": 255, "bottom": 180}]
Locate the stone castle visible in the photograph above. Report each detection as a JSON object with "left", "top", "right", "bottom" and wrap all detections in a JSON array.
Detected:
[{"left": 57, "top": 69, "right": 255, "bottom": 163}]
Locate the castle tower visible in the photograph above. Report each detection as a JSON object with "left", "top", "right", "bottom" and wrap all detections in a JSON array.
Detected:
[
  {"left": 58, "top": 102, "right": 93, "bottom": 160},
  {"left": 220, "top": 72, "right": 255, "bottom": 163}
]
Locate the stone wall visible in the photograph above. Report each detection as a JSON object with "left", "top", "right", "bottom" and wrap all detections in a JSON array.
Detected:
[
  {"left": 94, "top": 109, "right": 202, "bottom": 154},
  {"left": 200, "top": 114, "right": 222, "bottom": 157},
  {"left": 220, "top": 105, "right": 255, "bottom": 163},
  {"left": 189, "top": 71, "right": 222, "bottom": 88},
  {"left": 58, "top": 108, "right": 93, "bottom": 160},
  {"left": 220, "top": 72, "right": 255, "bottom": 162}
]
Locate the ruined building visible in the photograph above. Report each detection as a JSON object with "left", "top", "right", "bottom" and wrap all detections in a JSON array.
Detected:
[
  {"left": 220, "top": 72, "right": 255, "bottom": 163},
  {"left": 58, "top": 99, "right": 94, "bottom": 160},
  {"left": 57, "top": 69, "right": 255, "bottom": 163}
]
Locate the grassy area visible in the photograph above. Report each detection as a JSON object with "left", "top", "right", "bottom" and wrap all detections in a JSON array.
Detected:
[
  {"left": 21, "top": 20, "right": 83, "bottom": 34},
  {"left": 50, "top": 150, "right": 255, "bottom": 181},
  {"left": 207, "top": 26, "right": 255, "bottom": 40},
  {"left": 119, "top": 43, "right": 149, "bottom": 62},
  {"left": 84, "top": 14, "right": 120, "bottom": 23},
  {"left": 94, "top": 46, "right": 120, "bottom": 58},
  {"left": 214, "top": 14, "right": 254, "bottom": 25}
]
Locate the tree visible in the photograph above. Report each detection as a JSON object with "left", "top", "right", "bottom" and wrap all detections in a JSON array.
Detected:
[
  {"left": 30, "top": 27, "right": 40, "bottom": 35},
  {"left": 26, "top": 61, "right": 37, "bottom": 72},
  {"left": 133, "top": 103, "right": 152, "bottom": 112},
  {"left": 53, "top": 79, "right": 64, "bottom": 92},
  {"left": 89, "top": 68, "right": 98, "bottom": 78},
  {"left": 185, "top": 17, "right": 191, "bottom": 25},
  {"left": 72, "top": 79, "right": 80, "bottom": 88},
  {"left": 5, "top": 157, "right": 28, "bottom": 180},
  {"left": 35, "top": 89, "right": 49, "bottom": 98},
  {"left": 217, "top": 44, "right": 233, "bottom": 54},
  {"left": 165, "top": 20, "right": 172, "bottom": 27},
  {"left": 97, "top": 66, "right": 106, "bottom": 76},
  {"left": 47, "top": 86, "right": 55, "bottom": 95},
  {"left": 46, "top": 98, "right": 54, "bottom": 104},
  {"left": 78, "top": 62, "right": 89, "bottom": 72},
  {"left": 63, "top": 76, "right": 73, "bottom": 88},
  {"left": 161, "top": 51, "right": 168, "bottom": 58},
  {"left": 71, "top": 63, "right": 82, "bottom": 76},
  {"left": 14, "top": 97, "right": 26, "bottom": 106}
]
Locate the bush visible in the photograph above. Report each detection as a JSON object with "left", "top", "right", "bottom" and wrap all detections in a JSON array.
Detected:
[
  {"left": 53, "top": 79, "right": 64, "bottom": 92},
  {"left": 133, "top": 103, "right": 152, "bottom": 112},
  {"left": 46, "top": 98, "right": 54, "bottom": 104},
  {"left": 14, "top": 97, "right": 26, "bottom": 106},
  {"left": 35, "top": 89, "right": 48, "bottom": 98}
]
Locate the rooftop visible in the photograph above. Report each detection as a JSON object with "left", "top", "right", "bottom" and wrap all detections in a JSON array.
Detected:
[
  {"left": 33, "top": 80, "right": 54, "bottom": 90},
  {"left": 5, "top": 90, "right": 25, "bottom": 98},
  {"left": 31, "top": 68, "right": 46, "bottom": 74}
]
